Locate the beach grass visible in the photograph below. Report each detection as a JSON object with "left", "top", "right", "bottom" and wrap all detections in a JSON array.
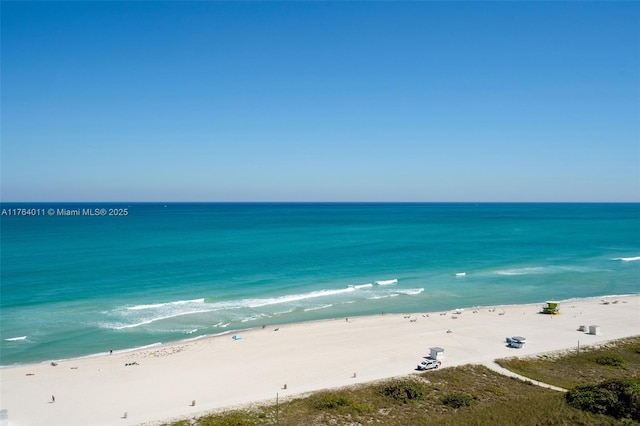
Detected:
[
  {"left": 496, "top": 336, "right": 640, "bottom": 389},
  {"left": 165, "top": 351, "right": 640, "bottom": 426}
]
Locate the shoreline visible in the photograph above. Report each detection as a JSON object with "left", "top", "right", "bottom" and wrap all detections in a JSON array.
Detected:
[
  {"left": 2, "top": 293, "right": 636, "bottom": 370},
  {"left": 1, "top": 294, "right": 639, "bottom": 425}
]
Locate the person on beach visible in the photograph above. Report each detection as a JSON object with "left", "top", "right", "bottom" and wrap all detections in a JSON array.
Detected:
[{"left": 51, "top": 395, "right": 55, "bottom": 403}]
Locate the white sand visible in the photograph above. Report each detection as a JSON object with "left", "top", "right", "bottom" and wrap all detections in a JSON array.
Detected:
[{"left": 1, "top": 295, "right": 639, "bottom": 426}]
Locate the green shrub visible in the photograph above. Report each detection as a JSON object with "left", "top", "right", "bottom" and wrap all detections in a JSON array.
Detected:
[
  {"left": 195, "top": 411, "right": 259, "bottom": 426},
  {"left": 565, "top": 379, "right": 640, "bottom": 421},
  {"left": 565, "top": 386, "right": 618, "bottom": 415},
  {"left": 442, "top": 393, "right": 476, "bottom": 408},
  {"left": 594, "top": 355, "right": 625, "bottom": 367},
  {"left": 307, "top": 391, "right": 373, "bottom": 414},
  {"left": 379, "top": 379, "right": 425, "bottom": 403},
  {"left": 310, "top": 392, "right": 352, "bottom": 410},
  {"left": 349, "top": 401, "right": 374, "bottom": 414}
]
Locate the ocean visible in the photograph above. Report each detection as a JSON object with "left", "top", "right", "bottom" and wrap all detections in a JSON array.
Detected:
[{"left": 1, "top": 203, "right": 638, "bottom": 366}]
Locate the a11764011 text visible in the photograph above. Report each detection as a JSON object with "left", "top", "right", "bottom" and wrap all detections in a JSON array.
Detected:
[{"left": 1, "top": 207, "right": 129, "bottom": 217}]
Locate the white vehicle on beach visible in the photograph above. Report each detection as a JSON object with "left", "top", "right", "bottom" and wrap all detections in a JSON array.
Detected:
[{"left": 416, "top": 359, "right": 441, "bottom": 371}]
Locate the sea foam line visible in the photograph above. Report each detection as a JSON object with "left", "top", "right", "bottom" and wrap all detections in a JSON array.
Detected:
[
  {"left": 120, "top": 282, "right": 381, "bottom": 316},
  {"left": 493, "top": 265, "right": 597, "bottom": 276},
  {"left": 375, "top": 279, "right": 398, "bottom": 285},
  {"left": 111, "top": 309, "right": 212, "bottom": 330},
  {"left": 304, "top": 304, "right": 334, "bottom": 312},
  {"left": 613, "top": 256, "right": 640, "bottom": 262},
  {"left": 127, "top": 298, "right": 206, "bottom": 310},
  {"left": 4, "top": 336, "right": 27, "bottom": 341},
  {"left": 108, "top": 280, "right": 405, "bottom": 330},
  {"left": 396, "top": 288, "right": 424, "bottom": 296},
  {"left": 243, "top": 287, "right": 356, "bottom": 308},
  {"left": 495, "top": 267, "right": 546, "bottom": 276},
  {"left": 350, "top": 283, "right": 373, "bottom": 289},
  {"left": 368, "top": 294, "right": 394, "bottom": 300}
]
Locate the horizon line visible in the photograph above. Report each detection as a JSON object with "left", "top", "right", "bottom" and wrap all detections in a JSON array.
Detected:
[{"left": 1, "top": 200, "right": 638, "bottom": 204}]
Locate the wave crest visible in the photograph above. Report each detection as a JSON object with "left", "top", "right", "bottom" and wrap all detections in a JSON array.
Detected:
[
  {"left": 127, "top": 298, "right": 205, "bottom": 310},
  {"left": 101, "top": 278, "right": 421, "bottom": 330},
  {"left": 613, "top": 256, "right": 640, "bottom": 262},
  {"left": 4, "top": 336, "right": 27, "bottom": 342}
]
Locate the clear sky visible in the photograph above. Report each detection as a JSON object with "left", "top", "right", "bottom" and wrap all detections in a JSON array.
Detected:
[{"left": 2, "top": 1, "right": 639, "bottom": 202}]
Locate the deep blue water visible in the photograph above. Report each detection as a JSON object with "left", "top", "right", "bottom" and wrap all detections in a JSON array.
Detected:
[{"left": 1, "top": 203, "right": 638, "bottom": 365}]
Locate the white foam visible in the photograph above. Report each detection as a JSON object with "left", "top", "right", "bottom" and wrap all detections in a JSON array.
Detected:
[
  {"left": 613, "top": 256, "right": 640, "bottom": 262},
  {"left": 127, "top": 298, "right": 206, "bottom": 310},
  {"left": 396, "top": 288, "right": 424, "bottom": 296},
  {"left": 455, "top": 272, "right": 466, "bottom": 277},
  {"left": 495, "top": 267, "right": 544, "bottom": 276},
  {"left": 4, "top": 336, "right": 27, "bottom": 341},
  {"left": 494, "top": 264, "right": 606, "bottom": 276},
  {"left": 367, "top": 295, "right": 391, "bottom": 300},
  {"left": 106, "top": 281, "right": 416, "bottom": 331},
  {"left": 113, "top": 283, "right": 386, "bottom": 330},
  {"left": 350, "top": 283, "right": 374, "bottom": 289},
  {"left": 241, "top": 315, "right": 264, "bottom": 323},
  {"left": 110, "top": 309, "right": 212, "bottom": 330},
  {"left": 243, "top": 287, "right": 356, "bottom": 308},
  {"left": 304, "top": 304, "right": 334, "bottom": 312}
]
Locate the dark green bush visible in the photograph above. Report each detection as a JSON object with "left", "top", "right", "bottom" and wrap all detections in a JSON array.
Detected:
[
  {"left": 594, "top": 355, "right": 625, "bottom": 367},
  {"left": 442, "top": 393, "right": 476, "bottom": 408},
  {"left": 565, "top": 379, "right": 640, "bottom": 420},
  {"left": 565, "top": 386, "right": 618, "bottom": 415},
  {"left": 379, "top": 379, "right": 425, "bottom": 403}
]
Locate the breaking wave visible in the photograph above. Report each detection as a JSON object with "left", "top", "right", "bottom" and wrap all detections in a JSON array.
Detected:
[
  {"left": 612, "top": 256, "right": 640, "bottom": 262},
  {"left": 127, "top": 298, "right": 206, "bottom": 310},
  {"left": 350, "top": 283, "right": 373, "bottom": 289},
  {"left": 100, "top": 278, "right": 421, "bottom": 331},
  {"left": 4, "top": 336, "right": 27, "bottom": 342}
]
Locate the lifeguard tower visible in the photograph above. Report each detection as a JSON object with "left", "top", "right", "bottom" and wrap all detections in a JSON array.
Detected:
[{"left": 541, "top": 301, "right": 560, "bottom": 315}]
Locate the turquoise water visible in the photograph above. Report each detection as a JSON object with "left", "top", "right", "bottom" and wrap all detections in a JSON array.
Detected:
[{"left": 1, "top": 203, "right": 638, "bottom": 365}]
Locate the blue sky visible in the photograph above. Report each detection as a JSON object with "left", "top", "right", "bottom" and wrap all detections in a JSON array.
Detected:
[{"left": 2, "top": 1, "right": 638, "bottom": 202}]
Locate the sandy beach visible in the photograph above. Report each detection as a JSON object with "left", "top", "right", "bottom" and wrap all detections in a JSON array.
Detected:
[{"left": 1, "top": 295, "right": 639, "bottom": 426}]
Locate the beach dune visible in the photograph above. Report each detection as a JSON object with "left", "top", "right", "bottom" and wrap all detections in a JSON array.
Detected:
[{"left": 1, "top": 295, "right": 639, "bottom": 426}]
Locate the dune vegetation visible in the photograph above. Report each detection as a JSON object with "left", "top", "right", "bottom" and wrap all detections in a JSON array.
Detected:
[{"left": 167, "top": 337, "right": 640, "bottom": 426}]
